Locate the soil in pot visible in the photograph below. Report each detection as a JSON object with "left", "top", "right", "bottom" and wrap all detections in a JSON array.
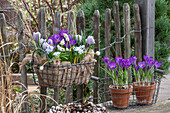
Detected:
[
  {"left": 133, "top": 82, "right": 156, "bottom": 105},
  {"left": 109, "top": 85, "right": 133, "bottom": 109}
]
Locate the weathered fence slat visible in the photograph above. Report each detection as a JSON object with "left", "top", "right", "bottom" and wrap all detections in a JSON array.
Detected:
[
  {"left": 123, "top": 3, "right": 132, "bottom": 84},
  {"left": 38, "top": 7, "right": 47, "bottom": 113},
  {"left": 38, "top": 7, "right": 46, "bottom": 39},
  {"left": 114, "top": 1, "right": 122, "bottom": 57},
  {"left": 104, "top": 8, "right": 111, "bottom": 101},
  {"left": 54, "top": 11, "right": 61, "bottom": 34},
  {"left": 53, "top": 11, "right": 60, "bottom": 103},
  {"left": 123, "top": 3, "right": 131, "bottom": 59},
  {"left": 76, "top": 10, "right": 85, "bottom": 101},
  {"left": 93, "top": 10, "right": 100, "bottom": 104},
  {"left": 18, "top": 10, "right": 28, "bottom": 113},
  {"left": 66, "top": 11, "right": 74, "bottom": 103},
  {"left": 133, "top": 4, "right": 142, "bottom": 62},
  {"left": 0, "top": 13, "right": 9, "bottom": 113},
  {"left": 0, "top": 13, "right": 9, "bottom": 64},
  {"left": 135, "top": 0, "right": 155, "bottom": 58}
]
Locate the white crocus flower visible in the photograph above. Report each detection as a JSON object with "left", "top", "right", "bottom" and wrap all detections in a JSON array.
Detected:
[
  {"left": 66, "top": 48, "right": 70, "bottom": 51},
  {"left": 60, "top": 39, "right": 65, "bottom": 45},
  {"left": 57, "top": 45, "right": 65, "bottom": 51},
  {"left": 63, "top": 33, "right": 69, "bottom": 41},
  {"left": 39, "top": 38, "right": 44, "bottom": 45},
  {"left": 53, "top": 52, "right": 61, "bottom": 57},
  {"left": 96, "top": 51, "right": 100, "bottom": 56},
  {"left": 46, "top": 45, "right": 54, "bottom": 54}
]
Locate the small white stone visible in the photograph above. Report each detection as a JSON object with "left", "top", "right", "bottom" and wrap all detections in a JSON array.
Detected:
[
  {"left": 102, "top": 107, "right": 106, "bottom": 110},
  {"left": 78, "top": 104, "right": 81, "bottom": 108}
]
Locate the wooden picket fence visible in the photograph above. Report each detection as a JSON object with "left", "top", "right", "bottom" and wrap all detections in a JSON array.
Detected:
[{"left": 0, "top": 1, "right": 144, "bottom": 112}]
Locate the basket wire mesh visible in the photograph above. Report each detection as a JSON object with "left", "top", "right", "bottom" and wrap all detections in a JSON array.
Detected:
[{"left": 98, "top": 75, "right": 161, "bottom": 109}]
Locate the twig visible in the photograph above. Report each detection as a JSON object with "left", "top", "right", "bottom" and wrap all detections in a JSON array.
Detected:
[{"left": 22, "top": 0, "right": 39, "bottom": 29}]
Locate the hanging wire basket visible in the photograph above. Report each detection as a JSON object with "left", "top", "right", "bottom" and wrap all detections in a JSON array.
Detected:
[{"left": 30, "top": 49, "right": 96, "bottom": 88}]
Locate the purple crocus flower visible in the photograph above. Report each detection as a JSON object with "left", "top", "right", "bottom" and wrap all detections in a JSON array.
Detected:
[
  {"left": 64, "top": 38, "right": 77, "bottom": 48},
  {"left": 52, "top": 34, "right": 62, "bottom": 44},
  {"left": 155, "top": 61, "right": 162, "bottom": 68},
  {"left": 147, "top": 65, "right": 150, "bottom": 70},
  {"left": 59, "top": 29, "right": 68, "bottom": 37},
  {"left": 143, "top": 67, "right": 146, "bottom": 72},
  {"left": 115, "top": 56, "right": 122, "bottom": 64},
  {"left": 122, "top": 59, "right": 131, "bottom": 68},
  {"left": 118, "top": 58, "right": 124, "bottom": 68},
  {"left": 129, "top": 56, "right": 137, "bottom": 66},
  {"left": 135, "top": 66, "right": 139, "bottom": 72},
  {"left": 116, "top": 70, "right": 118, "bottom": 76},
  {"left": 148, "top": 60, "right": 156, "bottom": 67},
  {"left": 108, "top": 61, "right": 117, "bottom": 70},
  {"left": 138, "top": 61, "right": 146, "bottom": 68},
  {"left": 144, "top": 55, "right": 153, "bottom": 63},
  {"left": 103, "top": 56, "right": 110, "bottom": 64},
  {"left": 86, "top": 36, "right": 95, "bottom": 45}
]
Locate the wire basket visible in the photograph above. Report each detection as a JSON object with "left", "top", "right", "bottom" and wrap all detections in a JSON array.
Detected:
[
  {"left": 94, "top": 73, "right": 162, "bottom": 109},
  {"left": 30, "top": 49, "right": 96, "bottom": 88}
]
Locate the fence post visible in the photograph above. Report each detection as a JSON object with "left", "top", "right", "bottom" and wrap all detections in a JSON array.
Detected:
[
  {"left": 17, "top": 10, "right": 28, "bottom": 113},
  {"left": 0, "top": 13, "right": 9, "bottom": 112},
  {"left": 104, "top": 8, "right": 111, "bottom": 101},
  {"left": 0, "top": 13, "right": 9, "bottom": 65},
  {"left": 134, "top": 0, "right": 155, "bottom": 58},
  {"left": 123, "top": 3, "right": 132, "bottom": 83},
  {"left": 76, "top": 10, "right": 85, "bottom": 101},
  {"left": 53, "top": 11, "right": 60, "bottom": 103},
  {"left": 133, "top": 4, "right": 142, "bottom": 62},
  {"left": 38, "top": 7, "right": 47, "bottom": 113},
  {"left": 93, "top": 10, "right": 100, "bottom": 104},
  {"left": 114, "top": 1, "right": 122, "bottom": 57},
  {"left": 66, "top": 11, "right": 74, "bottom": 103},
  {"left": 123, "top": 3, "right": 131, "bottom": 59}
]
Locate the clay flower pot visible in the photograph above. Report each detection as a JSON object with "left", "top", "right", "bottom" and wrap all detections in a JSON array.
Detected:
[
  {"left": 109, "top": 85, "right": 133, "bottom": 108},
  {"left": 133, "top": 82, "right": 156, "bottom": 105}
]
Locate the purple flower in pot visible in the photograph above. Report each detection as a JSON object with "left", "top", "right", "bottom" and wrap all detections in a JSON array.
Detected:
[
  {"left": 103, "top": 56, "right": 110, "bottom": 64},
  {"left": 108, "top": 61, "right": 117, "bottom": 70}
]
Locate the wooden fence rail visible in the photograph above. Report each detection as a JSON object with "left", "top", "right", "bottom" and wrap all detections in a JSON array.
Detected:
[{"left": 0, "top": 0, "right": 156, "bottom": 112}]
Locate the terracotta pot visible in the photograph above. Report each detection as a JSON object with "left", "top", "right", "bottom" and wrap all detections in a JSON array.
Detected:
[
  {"left": 133, "top": 82, "right": 156, "bottom": 105},
  {"left": 109, "top": 85, "right": 133, "bottom": 108}
]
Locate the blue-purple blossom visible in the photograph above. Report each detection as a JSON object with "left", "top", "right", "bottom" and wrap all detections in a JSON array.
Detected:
[
  {"left": 64, "top": 38, "right": 77, "bottom": 48},
  {"left": 135, "top": 66, "right": 139, "bottom": 72},
  {"left": 143, "top": 67, "right": 146, "bottom": 72},
  {"left": 144, "top": 55, "right": 153, "bottom": 63},
  {"left": 115, "top": 57, "right": 122, "bottom": 64},
  {"left": 138, "top": 61, "right": 146, "bottom": 68},
  {"left": 103, "top": 56, "right": 110, "bottom": 64},
  {"left": 86, "top": 36, "right": 95, "bottom": 45},
  {"left": 148, "top": 60, "right": 156, "bottom": 67},
  {"left": 129, "top": 56, "right": 137, "bottom": 66},
  {"left": 155, "top": 61, "right": 162, "bottom": 68},
  {"left": 122, "top": 59, "right": 131, "bottom": 68},
  {"left": 108, "top": 61, "right": 117, "bottom": 70}
]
